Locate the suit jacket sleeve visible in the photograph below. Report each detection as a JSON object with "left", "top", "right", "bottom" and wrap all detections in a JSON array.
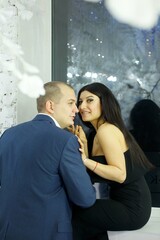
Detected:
[{"left": 59, "top": 135, "right": 96, "bottom": 208}]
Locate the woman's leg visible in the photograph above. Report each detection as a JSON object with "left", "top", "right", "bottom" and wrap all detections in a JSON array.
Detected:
[
  {"left": 72, "top": 200, "right": 110, "bottom": 240},
  {"left": 72, "top": 199, "right": 131, "bottom": 240}
]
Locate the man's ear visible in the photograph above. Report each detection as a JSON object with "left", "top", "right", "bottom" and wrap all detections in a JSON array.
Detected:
[{"left": 46, "top": 100, "right": 54, "bottom": 114}]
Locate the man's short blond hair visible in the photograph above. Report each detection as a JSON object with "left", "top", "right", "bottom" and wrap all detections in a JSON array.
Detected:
[{"left": 36, "top": 81, "right": 73, "bottom": 112}]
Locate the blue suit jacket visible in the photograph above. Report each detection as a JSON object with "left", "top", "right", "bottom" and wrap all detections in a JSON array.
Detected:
[{"left": 0, "top": 114, "right": 96, "bottom": 240}]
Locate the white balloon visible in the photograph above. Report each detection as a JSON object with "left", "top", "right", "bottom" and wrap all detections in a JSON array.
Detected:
[{"left": 105, "top": 0, "right": 160, "bottom": 29}]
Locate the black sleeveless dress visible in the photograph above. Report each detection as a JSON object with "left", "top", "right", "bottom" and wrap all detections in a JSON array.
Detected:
[{"left": 72, "top": 150, "right": 152, "bottom": 240}]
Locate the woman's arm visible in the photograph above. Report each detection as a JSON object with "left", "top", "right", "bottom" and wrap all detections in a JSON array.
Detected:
[{"left": 82, "top": 124, "right": 127, "bottom": 183}]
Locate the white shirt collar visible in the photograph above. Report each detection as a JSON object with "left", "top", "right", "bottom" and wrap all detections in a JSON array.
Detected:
[{"left": 38, "top": 113, "right": 61, "bottom": 128}]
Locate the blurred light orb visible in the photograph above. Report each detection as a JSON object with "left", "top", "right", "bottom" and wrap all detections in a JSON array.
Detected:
[{"left": 84, "top": 0, "right": 160, "bottom": 29}]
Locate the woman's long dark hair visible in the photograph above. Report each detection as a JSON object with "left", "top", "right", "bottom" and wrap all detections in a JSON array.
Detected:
[{"left": 77, "top": 82, "right": 153, "bottom": 169}]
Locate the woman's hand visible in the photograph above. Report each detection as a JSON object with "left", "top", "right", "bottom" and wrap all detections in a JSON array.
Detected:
[
  {"left": 77, "top": 137, "right": 87, "bottom": 164},
  {"left": 68, "top": 125, "right": 89, "bottom": 161},
  {"left": 67, "top": 125, "right": 75, "bottom": 134},
  {"left": 68, "top": 125, "right": 87, "bottom": 144},
  {"left": 75, "top": 125, "right": 87, "bottom": 144}
]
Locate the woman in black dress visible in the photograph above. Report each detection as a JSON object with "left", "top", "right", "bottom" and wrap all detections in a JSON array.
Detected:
[{"left": 72, "top": 82, "right": 153, "bottom": 240}]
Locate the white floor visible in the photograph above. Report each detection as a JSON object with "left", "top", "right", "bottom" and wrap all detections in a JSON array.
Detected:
[{"left": 108, "top": 207, "right": 160, "bottom": 240}]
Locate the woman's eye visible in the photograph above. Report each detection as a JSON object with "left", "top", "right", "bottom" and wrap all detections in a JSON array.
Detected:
[
  {"left": 87, "top": 99, "right": 93, "bottom": 103},
  {"left": 78, "top": 98, "right": 93, "bottom": 105}
]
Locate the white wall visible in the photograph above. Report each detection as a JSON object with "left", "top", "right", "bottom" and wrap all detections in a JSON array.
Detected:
[{"left": 17, "top": 0, "right": 52, "bottom": 123}]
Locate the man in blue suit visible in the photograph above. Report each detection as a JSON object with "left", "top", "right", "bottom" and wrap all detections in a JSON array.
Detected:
[{"left": 0, "top": 81, "right": 96, "bottom": 240}]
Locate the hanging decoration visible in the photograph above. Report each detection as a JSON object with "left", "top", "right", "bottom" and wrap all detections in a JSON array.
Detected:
[{"left": 0, "top": 0, "right": 45, "bottom": 98}]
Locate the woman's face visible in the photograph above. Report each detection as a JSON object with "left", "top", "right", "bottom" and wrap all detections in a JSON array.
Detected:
[{"left": 78, "top": 90, "right": 102, "bottom": 125}]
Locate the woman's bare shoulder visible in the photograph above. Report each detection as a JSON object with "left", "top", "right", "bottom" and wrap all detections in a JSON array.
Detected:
[{"left": 98, "top": 122, "right": 120, "bottom": 134}]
